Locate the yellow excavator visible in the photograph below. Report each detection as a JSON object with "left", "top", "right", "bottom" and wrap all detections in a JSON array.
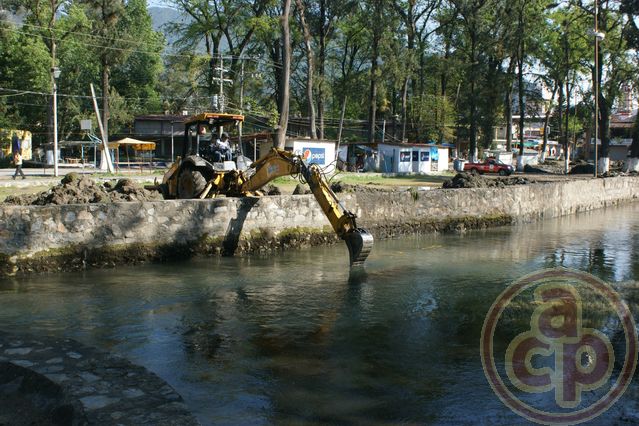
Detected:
[{"left": 155, "top": 113, "right": 373, "bottom": 267}]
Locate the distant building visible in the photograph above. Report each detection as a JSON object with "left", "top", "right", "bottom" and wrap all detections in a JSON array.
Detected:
[
  {"left": 133, "top": 114, "right": 188, "bottom": 159},
  {"left": 378, "top": 143, "right": 449, "bottom": 174},
  {"left": 583, "top": 109, "right": 636, "bottom": 161},
  {"left": 494, "top": 80, "right": 549, "bottom": 150}
]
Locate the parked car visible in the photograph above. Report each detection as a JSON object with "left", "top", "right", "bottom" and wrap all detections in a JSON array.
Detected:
[{"left": 463, "top": 157, "right": 514, "bottom": 176}]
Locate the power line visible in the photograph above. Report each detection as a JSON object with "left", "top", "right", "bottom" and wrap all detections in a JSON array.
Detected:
[
  {"left": 0, "top": 86, "right": 215, "bottom": 103},
  {"left": 2, "top": 20, "right": 283, "bottom": 68}
]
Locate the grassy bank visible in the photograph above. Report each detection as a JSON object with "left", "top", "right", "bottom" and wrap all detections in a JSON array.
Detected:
[
  {"left": 0, "top": 185, "right": 51, "bottom": 202},
  {"left": 271, "top": 171, "right": 454, "bottom": 193}
]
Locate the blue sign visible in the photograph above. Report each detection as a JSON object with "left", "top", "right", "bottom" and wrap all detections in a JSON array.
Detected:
[
  {"left": 430, "top": 147, "right": 439, "bottom": 161},
  {"left": 302, "top": 147, "right": 326, "bottom": 165},
  {"left": 420, "top": 151, "right": 430, "bottom": 162}
]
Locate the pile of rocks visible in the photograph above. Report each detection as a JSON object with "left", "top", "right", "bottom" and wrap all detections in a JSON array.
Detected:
[
  {"left": 442, "top": 172, "right": 534, "bottom": 189},
  {"left": 4, "top": 173, "right": 163, "bottom": 205}
]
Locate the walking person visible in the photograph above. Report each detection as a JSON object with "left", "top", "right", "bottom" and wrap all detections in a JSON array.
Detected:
[{"left": 13, "top": 151, "right": 25, "bottom": 180}]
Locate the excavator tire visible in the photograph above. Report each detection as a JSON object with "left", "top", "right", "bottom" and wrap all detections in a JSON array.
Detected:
[{"left": 177, "top": 169, "right": 207, "bottom": 199}]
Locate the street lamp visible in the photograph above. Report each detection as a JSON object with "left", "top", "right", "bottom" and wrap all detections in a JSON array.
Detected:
[{"left": 52, "top": 66, "right": 61, "bottom": 177}]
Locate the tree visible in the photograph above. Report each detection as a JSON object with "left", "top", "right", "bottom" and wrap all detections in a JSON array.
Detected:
[
  {"left": 363, "top": 0, "right": 387, "bottom": 144},
  {"left": 79, "top": 0, "right": 129, "bottom": 142},
  {"left": 294, "top": 0, "right": 317, "bottom": 138},
  {"left": 621, "top": 0, "right": 639, "bottom": 171},
  {"left": 572, "top": 0, "right": 633, "bottom": 173},
  {"left": 275, "top": 0, "right": 292, "bottom": 149},
  {"left": 393, "top": 0, "right": 441, "bottom": 142},
  {"left": 111, "top": 0, "right": 165, "bottom": 118},
  {"left": 0, "top": 17, "right": 51, "bottom": 135},
  {"left": 449, "top": 0, "right": 491, "bottom": 162},
  {"left": 5, "top": 0, "right": 74, "bottom": 145},
  {"left": 330, "top": 11, "right": 368, "bottom": 144}
]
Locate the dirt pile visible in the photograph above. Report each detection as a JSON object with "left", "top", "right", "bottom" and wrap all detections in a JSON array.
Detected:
[
  {"left": 601, "top": 170, "right": 639, "bottom": 178},
  {"left": 442, "top": 172, "right": 534, "bottom": 189},
  {"left": 569, "top": 162, "right": 595, "bottom": 175},
  {"left": 4, "top": 173, "right": 163, "bottom": 205},
  {"left": 330, "top": 181, "right": 393, "bottom": 193}
]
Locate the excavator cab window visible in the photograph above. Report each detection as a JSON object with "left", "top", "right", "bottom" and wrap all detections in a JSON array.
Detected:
[{"left": 182, "top": 114, "right": 245, "bottom": 159}]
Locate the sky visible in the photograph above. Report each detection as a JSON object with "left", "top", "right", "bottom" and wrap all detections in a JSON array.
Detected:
[{"left": 147, "top": 0, "right": 171, "bottom": 8}]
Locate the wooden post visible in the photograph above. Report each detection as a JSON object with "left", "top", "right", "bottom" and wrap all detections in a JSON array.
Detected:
[{"left": 90, "top": 84, "right": 114, "bottom": 173}]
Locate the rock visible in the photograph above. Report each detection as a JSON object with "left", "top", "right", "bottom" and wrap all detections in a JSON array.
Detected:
[
  {"left": 264, "top": 184, "right": 281, "bottom": 196},
  {"left": 60, "top": 173, "right": 81, "bottom": 185},
  {"left": 292, "top": 183, "right": 311, "bottom": 195}
]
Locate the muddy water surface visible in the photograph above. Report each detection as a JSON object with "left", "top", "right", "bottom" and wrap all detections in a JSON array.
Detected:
[{"left": 1, "top": 203, "right": 639, "bottom": 425}]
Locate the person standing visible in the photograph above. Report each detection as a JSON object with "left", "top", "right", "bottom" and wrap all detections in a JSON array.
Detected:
[{"left": 13, "top": 151, "right": 25, "bottom": 180}]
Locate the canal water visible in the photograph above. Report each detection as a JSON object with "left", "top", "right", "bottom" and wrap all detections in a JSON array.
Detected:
[{"left": 2, "top": 203, "right": 639, "bottom": 425}]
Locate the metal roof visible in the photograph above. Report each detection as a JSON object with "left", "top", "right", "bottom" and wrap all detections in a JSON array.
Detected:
[{"left": 185, "top": 113, "right": 245, "bottom": 126}]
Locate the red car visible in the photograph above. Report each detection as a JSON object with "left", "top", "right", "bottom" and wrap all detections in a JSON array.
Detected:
[{"left": 463, "top": 158, "right": 514, "bottom": 176}]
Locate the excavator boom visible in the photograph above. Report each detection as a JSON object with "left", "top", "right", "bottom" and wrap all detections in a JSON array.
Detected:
[
  {"left": 159, "top": 148, "right": 373, "bottom": 267},
  {"left": 238, "top": 149, "right": 373, "bottom": 266}
]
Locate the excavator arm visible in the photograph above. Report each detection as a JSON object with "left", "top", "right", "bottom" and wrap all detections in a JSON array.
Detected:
[{"left": 239, "top": 149, "right": 373, "bottom": 266}]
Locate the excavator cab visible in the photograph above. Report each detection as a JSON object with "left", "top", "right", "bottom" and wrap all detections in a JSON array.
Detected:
[
  {"left": 182, "top": 113, "right": 248, "bottom": 169},
  {"left": 155, "top": 112, "right": 374, "bottom": 267}
]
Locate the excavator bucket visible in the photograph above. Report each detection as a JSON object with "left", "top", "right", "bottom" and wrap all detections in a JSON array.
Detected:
[{"left": 343, "top": 229, "right": 374, "bottom": 267}]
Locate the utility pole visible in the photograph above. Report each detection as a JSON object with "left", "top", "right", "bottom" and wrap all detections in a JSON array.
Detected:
[
  {"left": 219, "top": 55, "right": 224, "bottom": 110},
  {"left": 212, "top": 54, "right": 233, "bottom": 112},
  {"left": 52, "top": 66, "right": 60, "bottom": 177}
]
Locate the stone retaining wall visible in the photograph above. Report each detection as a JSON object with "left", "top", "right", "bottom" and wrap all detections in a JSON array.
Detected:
[
  {"left": 0, "top": 332, "right": 198, "bottom": 425},
  {"left": 1, "top": 176, "right": 637, "bottom": 275}
]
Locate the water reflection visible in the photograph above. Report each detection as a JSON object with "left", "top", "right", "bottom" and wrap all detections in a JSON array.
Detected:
[{"left": 0, "top": 204, "right": 638, "bottom": 424}]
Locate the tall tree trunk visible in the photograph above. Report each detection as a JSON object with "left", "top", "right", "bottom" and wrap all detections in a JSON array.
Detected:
[
  {"left": 541, "top": 84, "right": 558, "bottom": 162},
  {"left": 504, "top": 57, "right": 516, "bottom": 153},
  {"left": 564, "top": 79, "right": 570, "bottom": 173},
  {"left": 294, "top": 0, "right": 316, "bottom": 138},
  {"left": 599, "top": 97, "right": 610, "bottom": 162},
  {"left": 368, "top": 57, "right": 378, "bottom": 144},
  {"left": 317, "top": 0, "right": 327, "bottom": 139},
  {"left": 102, "top": 58, "right": 109, "bottom": 144},
  {"left": 276, "top": 0, "right": 292, "bottom": 149},
  {"left": 557, "top": 83, "right": 564, "bottom": 162},
  {"left": 468, "top": 31, "right": 478, "bottom": 161},
  {"left": 516, "top": 41, "right": 525, "bottom": 170},
  {"left": 626, "top": 113, "right": 639, "bottom": 171},
  {"left": 368, "top": 2, "right": 381, "bottom": 144},
  {"left": 401, "top": 77, "right": 408, "bottom": 142}
]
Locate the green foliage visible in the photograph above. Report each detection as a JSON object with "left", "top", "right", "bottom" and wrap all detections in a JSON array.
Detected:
[
  {"left": 0, "top": 0, "right": 637, "bottom": 156},
  {"left": 410, "top": 94, "right": 456, "bottom": 143}
]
